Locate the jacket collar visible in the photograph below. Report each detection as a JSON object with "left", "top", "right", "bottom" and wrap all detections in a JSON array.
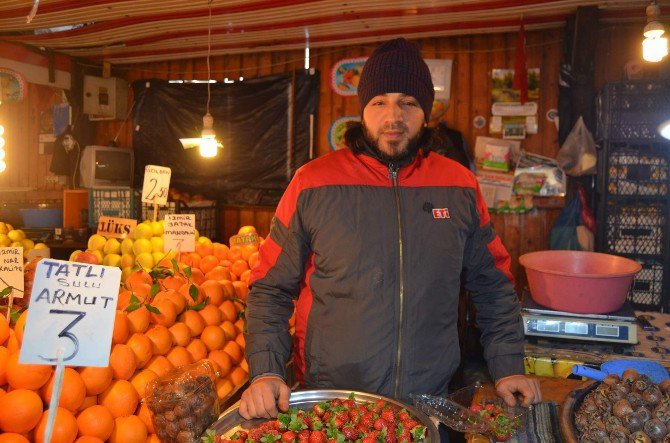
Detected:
[{"left": 352, "top": 147, "right": 425, "bottom": 180}]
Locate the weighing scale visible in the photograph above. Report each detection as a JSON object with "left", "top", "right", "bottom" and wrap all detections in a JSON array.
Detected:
[{"left": 521, "top": 295, "right": 638, "bottom": 344}]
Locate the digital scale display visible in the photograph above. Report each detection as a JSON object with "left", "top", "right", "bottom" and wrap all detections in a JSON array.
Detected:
[{"left": 564, "top": 322, "right": 588, "bottom": 335}]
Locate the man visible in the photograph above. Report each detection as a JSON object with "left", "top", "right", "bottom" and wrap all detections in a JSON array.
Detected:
[{"left": 240, "top": 38, "right": 541, "bottom": 421}]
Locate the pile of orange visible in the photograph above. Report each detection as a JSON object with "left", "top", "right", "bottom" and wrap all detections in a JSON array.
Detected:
[{"left": 0, "top": 225, "right": 280, "bottom": 443}]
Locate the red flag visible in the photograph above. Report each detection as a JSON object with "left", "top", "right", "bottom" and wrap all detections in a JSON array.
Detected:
[{"left": 513, "top": 22, "right": 528, "bottom": 103}]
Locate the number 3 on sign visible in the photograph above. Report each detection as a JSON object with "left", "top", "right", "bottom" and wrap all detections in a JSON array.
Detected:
[
  {"left": 142, "top": 165, "right": 171, "bottom": 205},
  {"left": 38, "top": 310, "right": 86, "bottom": 362}
]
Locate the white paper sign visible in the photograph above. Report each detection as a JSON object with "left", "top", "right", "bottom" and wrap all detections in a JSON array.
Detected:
[
  {"left": 141, "top": 165, "right": 171, "bottom": 205},
  {"left": 27, "top": 247, "right": 50, "bottom": 261},
  {"left": 164, "top": 214, "right": 195, "bottom": 253},
  {"left": 0, "top": 247, "right": 25, "bottom": 298},
  {"left": 19, "top": 259, "right": 120, "bottom": 367}
]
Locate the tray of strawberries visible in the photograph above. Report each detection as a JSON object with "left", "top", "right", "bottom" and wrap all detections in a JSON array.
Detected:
[{"left": 204, "top": 389, "right": 440, "bottom": 442}]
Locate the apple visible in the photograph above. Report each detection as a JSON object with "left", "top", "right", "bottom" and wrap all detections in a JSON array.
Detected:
[{"left": 73, "top": 251, "right": 99, "bottom": 265}]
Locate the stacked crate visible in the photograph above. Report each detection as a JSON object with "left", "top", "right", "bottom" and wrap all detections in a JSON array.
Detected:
[
  {"left": 595, "top": 81, "right": 670, "bottom": 311},
  {"left": 141, "top": 200, "right": 219, "bottom": 241}
]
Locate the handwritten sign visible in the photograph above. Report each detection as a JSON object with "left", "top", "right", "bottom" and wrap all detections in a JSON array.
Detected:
[
  {"left": 97, "top": 216, "right": 137, "bottom": 239},
  {"left": 164, "top": 214, "right": 195, "bottom": 253},
  {"left": 19, "top": 259, "right": 120, "bottom": 367},
  {"left": 141, "top": 165, "right": 171, "bottom": 205},
  {"left": 0, "top": 247, "right": 24, "bottom": 297},
  {"left": 27, "top": 247, "right": 50, "bottom": 261}
]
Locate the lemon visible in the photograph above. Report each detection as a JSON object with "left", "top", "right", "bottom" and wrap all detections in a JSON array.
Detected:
[
  {"left": 102, "top": 253, "right": 122, "bottom": 268},
  {"left": 103, "top": 237, "right": 121, "bottom": 255},
  {"left": 121, "top": 237, "right": 134, "bottom": 255},
  {"left": 136, "top": 252, "right": 154, "bottom": 270},
  {"left": 7, "top": 229, "right": 25, "bottom": 242},
  {"left": 87, "top": 234, "right": 107, "bottom": 252}
]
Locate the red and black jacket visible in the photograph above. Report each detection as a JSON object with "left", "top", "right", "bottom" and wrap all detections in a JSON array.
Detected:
[{"left": 246, "top": 147, "right": 524, "bottom": 401}]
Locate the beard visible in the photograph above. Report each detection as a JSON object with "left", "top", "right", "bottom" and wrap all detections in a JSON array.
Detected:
[{"left": 362, "top": 121, "right": 423, "bottom": 164}]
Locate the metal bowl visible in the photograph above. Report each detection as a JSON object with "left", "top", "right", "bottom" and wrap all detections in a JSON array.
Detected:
[{"left": 208, "top": 389, "right": 440, "bottom": 442}]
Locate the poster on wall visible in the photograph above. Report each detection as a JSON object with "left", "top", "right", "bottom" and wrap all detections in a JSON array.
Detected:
[
  {"left": 425, "top": 59, "right": 453, "bottom": 101},
  {"left": 0, "top": 68, "right": 27, "bottom": 103},
  {"left": 330, "top": 57, "right": 367, "bottom": 96},
  {"left": 328, "top": 115, "right": 360, "bottom": 150},
  {"left": 491, "top": 68, "right": 540, "bottom": 104}
]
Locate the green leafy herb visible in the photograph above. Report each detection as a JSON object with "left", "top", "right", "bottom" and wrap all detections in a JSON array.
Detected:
[
  {"left": 410, "top": 425, "right": 426, "bottom": 441},
  {"left": 260, "top": 433, "right": 281, "bottom": 443},
  {"left": 201, "top": 429, "right": 216, "bottom": 443}
]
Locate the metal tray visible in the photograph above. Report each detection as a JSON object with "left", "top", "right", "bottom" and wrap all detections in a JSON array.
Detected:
[{"left": 208, "top": 389, "right": 440, "bottom": 442}]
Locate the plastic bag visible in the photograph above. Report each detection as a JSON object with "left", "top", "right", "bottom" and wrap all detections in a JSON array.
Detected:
[
  {"left": 556, "top": 117, "right": 597, "bottom": 176},
  {"left": 549, "top": 186, "right": 594, "bottom": 251},
  {"left": 146, "top": 360, "right": 219, "bottom": 443}
]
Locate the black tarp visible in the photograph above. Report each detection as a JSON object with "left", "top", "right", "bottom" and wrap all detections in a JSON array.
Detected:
[{"left": 132, "top": 70, "right": 319, "bottom": 205}]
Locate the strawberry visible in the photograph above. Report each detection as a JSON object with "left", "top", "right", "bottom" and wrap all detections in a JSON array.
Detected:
[
  {"left": 360, "top": 412, "right": 375, "bottom": 430},
  {"left": 380, "top": 409, "right": 396, "bottom": 424},
  {"left": 361, "top": 437, "right": 376, "bottom": 443},
  {"left": 313, "top": 403, "right": 328, "bottom": 417},
  {"left": 237, "top": 431, "right": 248, "bottom": 441},
  {"left": 343, "top": 399, "right": 357, "bottom": 410},
  {"left": 298, "top": 430, "right": 311, "bottom": 441},
  {"left": 342, "top": 426, "right": 359, "bottom": 441},
  {"left": 401, "top": 419, "right": 419, "bottom": 431},
  {"left": 308, "top": 430, "right": 327, "bottom": 443},
  {"left": 281, "top": 431, "right": 297, "bottom": 443},
  {"left": 374, "top": 418, "right": 389, "bottom": 431},
  {"left": 248, "top": 428, "right": 265, "bottom": 442},
  {"left": 397, "top": 410, "right": 410, "bottom": 422}
]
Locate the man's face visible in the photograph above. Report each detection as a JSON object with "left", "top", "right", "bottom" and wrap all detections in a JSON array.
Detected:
[{"left": 362, "top": 93, "right": 425, "bottom": 160}]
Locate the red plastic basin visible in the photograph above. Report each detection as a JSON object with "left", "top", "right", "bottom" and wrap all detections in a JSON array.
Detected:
[{"left": 518, "top": 250, "right": 642, "bottom": 314}]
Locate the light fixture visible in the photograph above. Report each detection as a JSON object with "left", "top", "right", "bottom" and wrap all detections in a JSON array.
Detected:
[
  {"left": 179, "top": 0, "right": 222, "bottom": 157},
  {"left": 643, "top": 1, "right": 668, "bottom": 62},
  {"left": 659, "top": 119, "right": 670, "bottom": 140}
]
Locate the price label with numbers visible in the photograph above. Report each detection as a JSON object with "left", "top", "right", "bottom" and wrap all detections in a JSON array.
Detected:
[
  {"left": 141, "top": 165, "right": 171, "bottom": 205},
  {"left": 164, "top": 214, "right": 195, "bottom": 253},
  {"left": 19, "top": 259, "right": 120, "bottom": 367},
  {"left": 0, "top": 246, "right": 24, "bottom": 297}
]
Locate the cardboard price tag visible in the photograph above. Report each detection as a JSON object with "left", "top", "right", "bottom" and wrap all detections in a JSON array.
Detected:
[
  {"left": 164, "top": 214, "right": 195, "bottom": 253},
  {"left": 97, "top": 216, "right": 137, "bottom": 239},
  {"left": 19, "top": 259, "right": 120, "bottom": 367},
  {"left": 0, "top": 246, "right": 25, "bottom": 297},
  {"left": 141, "top": 165, "right": 171, "bottom": 205}
]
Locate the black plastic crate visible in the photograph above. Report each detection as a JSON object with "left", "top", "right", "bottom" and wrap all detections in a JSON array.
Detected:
[
  {"left": 596, "top": 81, "right": 670, "bottom": 140},
  {"left": 141, "top": 200, "right": 219, "bottom": 241},
  {"left": 605, "top": 200, "right": 667, "bottom": 256},
  {"left": 605, "top": 141, "right": 670, "bottom": 196},
  {"left": 627, "top": 257, "right": 664, "bottom": 311},
  {"left": 88, "top": 188, "right": 141, "bottom": 229}
]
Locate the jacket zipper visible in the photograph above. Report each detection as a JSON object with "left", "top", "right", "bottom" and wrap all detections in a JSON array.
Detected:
[{"left": 389, "top": 163, "right": 404, "bottom": 399}]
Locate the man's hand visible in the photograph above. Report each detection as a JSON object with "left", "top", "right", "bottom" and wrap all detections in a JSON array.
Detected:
[
  {"left": 239, "top": 376, "right": 291, "bottom": 419},
  {"left": 495, "top": 374, "right": 542, "bottom": 407}
]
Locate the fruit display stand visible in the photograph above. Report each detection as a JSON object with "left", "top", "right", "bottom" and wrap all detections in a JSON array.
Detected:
[
  {"left": 141, "top": 200, "right": 219, "bottom": 241},
  {"left": 0, "top": 223, "right": 290, "bottom": 442}
]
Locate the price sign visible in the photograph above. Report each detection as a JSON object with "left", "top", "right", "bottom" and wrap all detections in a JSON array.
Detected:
[
  {"left": 164, "top": 214, "right": 195, "bottom": 253},
  {"left": 27, "top": 247, "right": 50, "bottom": 261},
  {"left": 141, "top": 165, "right": 171, "bottom": 205},
  {"left": 97, "top": 216, "right": 137, "bottom": 239},
  {"left": 19, "top": 259, "right": 120, "bottom": 367},
  {"left": 0, "top": 247, "right": 24, "bottom": 297}
]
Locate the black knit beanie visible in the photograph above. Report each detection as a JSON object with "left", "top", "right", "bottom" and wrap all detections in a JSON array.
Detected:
[{"left": 358, "top": 38, "right": 435, "bottom": 122}]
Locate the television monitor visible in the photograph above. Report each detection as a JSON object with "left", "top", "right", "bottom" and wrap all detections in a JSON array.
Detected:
[{"left": 79, "top": 145, "right": 134, "bottom": 188}]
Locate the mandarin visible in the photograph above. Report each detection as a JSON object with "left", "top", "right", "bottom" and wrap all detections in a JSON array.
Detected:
[
  {"left": 239, "top": 269, "right": 252, "bottom": 285},
  {"left": 76, "top": 405, "right": 114, "bottom": 440},
  {"left": 186, "top": 339, "right": 208, "bottom": 361},
  {"left": 99, "top": 380, "right": 139, "bottom": 418},
  {"left": 189, "top": 267, "right": 205, "bottom": 285},
  {"left": 154, "top": 289, "right": 186, "bottom": 315},
  {"left": 220, "top": 321, "right": 237, "bottom": 341},
  {"left": 77, "top": 395, "right": 97, "bottom": 413},
  {"left": 219, "top": 279, "right": 235, "bottom": 299},
  {"left": 129, "top": 369, "right": 158, "bottom": 399},
  {"left": 230, "top": 260, "right": 249, "bottom": 278},
  {"left": 227, "top": 246, "right": 243, "bottom": 262},
  {"left": 200, "top": 280, "right": 225, "bottom": 305},
  {"left": 160, "top": 275, "right": 187, "bottom": 291},
  {"left": 34, "top": 407, "right": 78, "bottom": 443},
  {"left": 0, "top": 346, "right": 8, "bottom": 385},
  {"left": 0, "top": 434, "right": 30, "bottom": 443},
  {"left": 166, "top": 346, "right": 194, "bottom": 368},
  {"left": 13, "top": 310, "right": 28, "bottom": 344},
  {"left": 199, "top": 255, "right": 219, "bottom": 275},
  {"left": 108, "top": 415, "right": 147, "bottom": 443},
  {"left": 200, "top": 325, "right": 226, "bottom": 351},
  {"left": 231, "top": 281, "right": 249, "bottom": 300},
  {"left": 235, "top": 332, "right": 246, "bottom": 350},
  {"left": 215, "top": 377, "right": 235, "bottom": 401},
  {"left": 199, "top": 304, "right": 223, "bottom": 326},
  {"left": 178, "top": 283, "right": 205, "bottom": 307},
  {"left": 0, "top": 388, "right": 43, "bottom": 433},
  {"left": 126, "top": 333, "right": 154, "bottom": 368},
  {"left": 145, "top": 325, "right": 172, "bottom": 355},
  {"left": 168, "top": 322, "right": 191, "bottom": 347},
  {"left": 145, "top": 355, "right": 174, "bottom": 378},
  {"left": 229, "top": 366, "right": 248, "bottom": 387},
  {"left": 207, "top": 350, "right": 232, "bottom": 377},
  {"left": 247, "top": 251, "right": 260, "bottom": 270},
  {"left": 40, "top": 368, "right": 86, "bottom": 412},
  {"left": 109, "top": 344, "right": 137, "bottom": 381},
  {"left": 5, "top": 352, "right": 52, "bottom": 390},
  {"left": 240, "top": 244, "right": 258, "bottom": 262},
  {"left": 126, "top": 307, "right": 151, "bottom": 334},
  {"left": 111, "top": 310, "right": 130, "bottom": 345},
  {"left": 125, "top": 270, "right": 152, "bottom": 290},
  {"left": 219, "top": 300, "right": 238, "bottom": 323},
  {"left": 135, "top": 402, "right": 155, "bottom": 434},
  {"left": 78, "top": 366, "right": 113, "bottom": 396},
  {"left": 179, "top": 310, "right": 205, "bottom": 337},
  {"left": 149, "top": 299, "right": 177, "bottom": 327},
  {"left": 0, "top": 315, "right": 9, "bottom": 345},
  {"left": 74, "top": 437, "right": 104, "bottom": 443},
  {"left": 212, "top": 243, "right": 230, "bottom": 261},
  {"left": 222, "top": 340, "right": 244, "bottom": 364}
]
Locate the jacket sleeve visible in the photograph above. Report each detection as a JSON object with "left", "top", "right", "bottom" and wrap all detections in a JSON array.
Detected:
[
  {"left": 244, "top": 173, "right": 312, "bottom": 380},
  {"left": 462, "top": 184, "right": 525, "bottom": 382}
]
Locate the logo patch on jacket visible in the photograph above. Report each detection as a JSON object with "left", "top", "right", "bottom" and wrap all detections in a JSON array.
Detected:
[{"left": 432, "top": 208, "right": 450, "bottom": 219}]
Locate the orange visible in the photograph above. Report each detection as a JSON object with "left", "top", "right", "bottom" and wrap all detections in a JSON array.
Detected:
[
  {"left": 196, "top": 242, "right": 214, "bottom": 258},
  {"left": 146, "top": 435, "right": 162, "bottom": 443},
  {"left": 129, "top": 369, "right": 158, "bottom": 399},
  {"left": 215, "top": 377, "right": 235, "bottom": 401},
  {"left": 135, "top": 402, "right": 155, "bottom": 434},
  {"left": 199, "top": 254, "right": 219, "bottom": 274},
  {"left": 125, "top": 270, "right": 152, "bottom": 290},
  {"left": 241, "top": 244, "right": 258, "bottom": 262},
  {"left": 40, "top": 368, "right": 86, "bottom": 412},
  {"left": 76, "top": 405, "right": 114, "bottom": 440},
  {"left": 116, "top": 290, "right": 133, "bottom": 311},
  {"left": 179, "top": 310, "right": 205, "bottom": 337},
  {"left": 199, "top": 304, "right": 223, "bottom": 326},
  {"left": 186, "top": 339, "right": 208, "bottom": 362},
  {"left": 168, "top": 322, "right": 191, "bottom": 347},
  {"left": 205, "top": 266, "right": 233, "bottom": 282},
  {"left": 220, "top": 321, "right": 237, "bottom": 341},
  {"left": 0, "top": 388, "right": 43, "bottom": 433},
  {"left": 232, "top": 281, "right": 249, "bottom": 300},
  {"left": 126, "top": 333, "right": 154, "bottom": 368},
  {"left": 74, "top": 437, "right": 104, "bottom": 443},
  {"left": 0, "top": 315, "right": 9, "bottom": 346},
  {"left": 126, "top": 307, "right": 151, "bottom": 334},
  {"left": 149, "top": 299, "right": 177, "bottom": 327},
  {"left": 212, "top": 243, "right": 230, "bottom": 261},
  {"left": 99, "top": 380, "right": 139, "bottom": 418},
  {"left": 189, "top": 268, "right": 205, "bottom": 285},
  {"left": 34, "top": 407, "right": 78, "bottom": 443},
  {"left": 5, "top": 330, "right": 19, "bottom": 354},
  {"left": 239, "top": 358, "right": 249, "bottom": 373},
  {"left": 13, "top": 310, "right": 28, "bottom": 344},
  {"left": 160, "top": 275, "right": 187, "bottom": 291},
  {"left": 238, "top": 225, "right": 257, "bottom": 235},
  {"left": 223, "top": 340, "right": 244, "bottom": 364},
  {"left": 78, "top": 366, "right": 113, "bottom": 396},
  {"left": 234, "top": 318, "right": 246, "bottom": 334},
  {"left": 233, "top": 299, "right": 245, "bottom": 315},
  {"left": 154, "top": 289, "right": 186, "bottom": 315},
  {"left": 180, "top": 252, "right": 201, "bottom": 269},
  {"left": 235, "top": 332, "right": 246, "bottom": 350},
  {"left": 200, "top": 280, "right": 225, "bottom": 306},
  {"left": 178, "top": 283, "right": 205, "bottom": 307},
  {"left": 108, "top": 415, "right": 147, "bottom": 443},
  {"left": 0, "top": 346, "right": 8, "bottom": 385},
  {"left": 229, "top": 366, "right": 248, "bottom": 387},
  {"left": 230, "top": 259, "right": 249, "bottom": 278},
  {"left": 200, "top": 325, "right": 226, "bottom": 351},
  {"left": 145, "top": 355, "right": 174, "bottom": 378},
  {"left": 219, "top": 280, "right": 236, "bottom": 299},
  {"left": 219, "top": 300, "right": 238, "bottom": 323},
  {"left": 109, "top": 344, "right": 137, "bottom": 381},
  {"left": 219, "top": 259, "right": 233, "bottom": 269},
  {"left": 112, "top": 311, "right": 130, "bottom": 345},
  {"left": 166, "top": 346, "right": 194, "bottom": 368},
  {"left": 248, "top": 251, "right": 260, "bottom": 270},
  {"left": 240, "top": 269, "right": 252, "bottom": 285},
  {"left": 0, "top": 434, "right": 30, "bottom": 443},
  {"left": 77, "top": 395, "right": 97, "bottom": 413},
  {"left": 208, "top": 350, "right": 232, "bottom": 377},
  {"left": 145, "top": 325, "right": 172, "bottom": 355},
  {"left": 227, "top": 246, "right": 243, "bottom": 262},
  {"left": 5, "top": 352, "right": 52, "bottom": 390}
]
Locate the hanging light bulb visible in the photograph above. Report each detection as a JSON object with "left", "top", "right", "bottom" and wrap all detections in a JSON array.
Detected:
[
  {"left": 643, "top": 1, "right": 668, "bottom": 62},
  {"left": 659, "top": 119, "right": 670, "bottom": 140},
  {"left": 199, "top": 112, "right": 218, "bottom": 157}
]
